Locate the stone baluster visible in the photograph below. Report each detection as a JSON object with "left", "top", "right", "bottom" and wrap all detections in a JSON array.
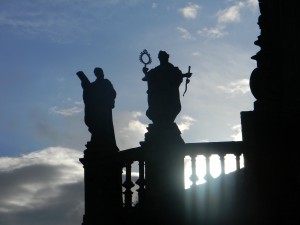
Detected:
[
  {"left": 219, "top": 154, "right": 225, "bottom": 175},
  {"left": 122, "top": 161, "right": 134, "bottom": 208},
  {"left": 204, "top": 154, "right": 213, "bottom": 182},
  {"left": 189, "top": 154, "right": 199, "bottom": 187},
  {"left": 235, "top": 153, "right": 241, "bottom": 170},
  {"left": 136, "top": 160, "right": 146, "bottom": 206}
]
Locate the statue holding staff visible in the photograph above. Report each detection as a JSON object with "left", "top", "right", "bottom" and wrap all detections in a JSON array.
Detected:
[
  {"left": 76, "top": 67, "right": 118, "bottom": 150},
  {"left": 140, "top": 50, "right": 192, "bottom": 125}
]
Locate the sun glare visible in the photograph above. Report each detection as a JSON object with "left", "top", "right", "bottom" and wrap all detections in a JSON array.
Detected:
[{"left": 184, "top": 154, "right": 244, "bottom": 189}]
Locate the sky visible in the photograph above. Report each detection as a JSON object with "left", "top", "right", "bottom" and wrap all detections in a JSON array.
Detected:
[{"left": 0, "top": 0, "right": 259, "bottom": 224}]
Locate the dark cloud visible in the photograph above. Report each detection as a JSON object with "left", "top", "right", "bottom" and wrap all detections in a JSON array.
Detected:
[
  {"left": 0, "top": 147, "right": 84, "bottom": 225},
  {"left": 0, "top": 182, "right": 84, "bottom": 225},
  {"left": 0, "top": 147, "right": 142, "bottom": 225},
  {"left": 0, "top": 164, "right": 59, "bottom": 199}
]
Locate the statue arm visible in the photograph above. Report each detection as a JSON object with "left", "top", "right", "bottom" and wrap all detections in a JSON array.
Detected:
[
  {"left": 142, "top": 67, "right": 149, "bottom": 81},
  {"left": 182, "top": 66, "right": 192, "bottom": 78},
  {"left": 76, "top": 71, "right": 90, "bottom": 88},
  {"left": 182, "top": 72, "right": 192, "bottom": 78}
]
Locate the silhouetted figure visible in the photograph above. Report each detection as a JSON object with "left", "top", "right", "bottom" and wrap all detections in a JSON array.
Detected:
[
  {"left": 76, "top": 67, "right": 117, "bottom": 149},
  {"left": 142, "top": 51, "right": 192, "bottom": 124}
]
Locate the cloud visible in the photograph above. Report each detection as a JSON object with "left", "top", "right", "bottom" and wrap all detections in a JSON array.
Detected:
[
  {"left": 115, "top": 111, "right": 148, "bottom": 150},
  {"left": 197, "top": 25, "right": 226, "bottom": 38},
  {"left": 0, "top": 147, "right": 82, "bottom": 171},
  {"left": 193, "top": 0, "right": 259, "bottom": 40},
  {"left": 0, "top": 8, "right": 82, "bottom": 43},
  {"left": 216, "top": 0, "right": 258, "bottom": 25},
  {"left": 124, "top": 113, "right": 147, "bottom": 134},
  {"left": 217, "top": 79, "right": 250, "bottom": 95},
  {"left": 179, "top": 3, "right": 201, "bottom": 19},
  {"left": 177, "top": 115, "right": 196, "bottom": 133},
  {"left": 0, "top": 1, "right": 140, "bottom": 43},
  {"left": 49, "top": 106, "right": 83, "bottom": 116},
  {"left": 0, "top": 147, "right": 84, "bottom": 225},
  {"left": 152, "top": 3, "right": 158, "bottom": 8},
  {"left": 177, "top": 26, "right": 196, "bottom": 40},
  {"left": 231, "top": 124, "right": 242, "bottom": 141},
  {"left": 0, "top": 145, "right": 146, "bottom": 224},
  {"left": 216, "top": 2, "right": 245, "bottom": 24},
  {"left": 115, "top": 112, "right": 196, "bottom": 149},
  {"left": 246, "top": 0, "right": 259, "bottom": 11},
  {"left": 192, "top": 52, "right": 200, "bottom": 56}
]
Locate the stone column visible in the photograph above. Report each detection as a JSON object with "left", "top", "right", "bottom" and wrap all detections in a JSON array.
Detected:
[{"left": 241, "top": 0, "right": 300, "bottom": 224}]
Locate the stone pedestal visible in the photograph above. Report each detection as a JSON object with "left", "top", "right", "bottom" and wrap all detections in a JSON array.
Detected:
[
  {"left": 80, "top": 144, "right": 122, "bottom": 225},
  {"left": 241, "top": 111, "right": 300, "bottom": 224},
  {"left": 140, "top": 123, "right": 186, "bottom": 225},
  {"left": 141, "top": 123, "right": 184, "bottom": 147}
]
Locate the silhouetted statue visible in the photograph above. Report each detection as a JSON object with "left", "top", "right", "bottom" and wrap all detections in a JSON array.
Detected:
[
  {"left": 142, "top": 51, "right": 192, "bottom": 125},
  {"left": 76, "top": 67, "right": 117, "bottom": 149}
]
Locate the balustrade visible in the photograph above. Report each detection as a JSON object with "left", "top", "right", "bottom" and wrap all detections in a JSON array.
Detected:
[
  {"left": 119, "top": 147, "right": 144, "bottom": 208},
  {"left": 122, "top": 161, "right": 134, "bottom": 208},
  {"left": 118, "top": 141, "right": 244, "bottom": 208},
  {"left": 135, "top": 160, "right": 145, "bottom": 206},
  {"left": 184, "top": 142, "right": 244, "bottom": 189}
]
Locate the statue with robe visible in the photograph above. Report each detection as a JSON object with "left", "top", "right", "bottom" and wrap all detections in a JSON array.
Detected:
[
  {"left": 142, "top": 51, "right": 192, "bottom": 125},
  {"left": 76, "top": 67, "right": 117, "bottom": 149}
]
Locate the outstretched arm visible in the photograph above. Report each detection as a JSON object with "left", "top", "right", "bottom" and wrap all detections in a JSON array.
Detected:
[
  {"left": 76, "top": 71, "right": 90, "bottom": 88},
  {"left": 142, "top": 67, "right": 149, "bottom": 81},
  {"left": 182, "top": 66, "right": 192, "bottom": 78}
]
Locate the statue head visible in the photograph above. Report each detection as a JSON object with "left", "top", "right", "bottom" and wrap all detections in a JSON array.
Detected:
[
  {"left": 94, "top": 67, "right": 104, "bottom": 79},
  {"left": 158, "top": 51, "right": 169, "bottom": 64}
]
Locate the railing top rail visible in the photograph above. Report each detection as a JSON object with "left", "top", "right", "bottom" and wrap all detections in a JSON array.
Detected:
[
  {"left": 184, "top": 141, "right": 244, "bottom": 155},
  {"left": 118, "top": 147, "right": 143, "bottom": 162},
  {"left": 118, "top": 141, "right": 244, "bottom": 162}
]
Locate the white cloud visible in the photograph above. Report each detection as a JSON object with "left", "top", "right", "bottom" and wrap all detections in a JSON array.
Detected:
[
  {"left": 231, "top": 124, "right": 242, "bottom": 141},
  {"left": 179, "top": 3, "right": 201, "bottom": 19},
  {"left": 49, "top": 106, "right": 83, "bottom": 116},
  {"left": 197, "top": 25, "right": 226, "bottom": 38},
  {"left": 246, "top": 0, "right": 259, "bottom": 11},
  {"left": 177, "top": 26, "right": 196, "bottom": 40},
  {"left": 115, "top": 112, "right": 196, "bottom": 149},
  {"left": 192, "top": 52, "right": 200, "bottom": 56},
  {"left": 124, "top": 111, "right": 147, "bottom": 134},
  {"left": 217, "top": 79, "right": 250, "bottom": 95},
  {"left": 74, "top": 101, "right": 83, "bottom": 105},
  {"left": 0, "top": 13, "right": 42, "bottom": 28},
  {"left": 177, "top": 115, "right": 196, "bottom": 133},
  {"left": 131, "top": 111, "right": 144, "bottom": 119},
  {"left": 0, "top": 1, "right": 127, "bottom": 43},
  {"left": 152, "top": 3, "right": 158, "bottom": 8},
  {"left": 196, "top": 1, "right": 258, "bottom": 39},
  {"left": 115, "top": 111, "right": 148, "bottom": 150},
  {"left": 216, "top": 2, "right": 245, "bottom": 24},
  {"left": 0, "top": 147, "right": 82, "bottom": 172},
  {"left": 0, "top": 0, "right": 148, "bottom": 43},
  {"left": 126, "top": 119, "right": 147, "bottom": 134}
]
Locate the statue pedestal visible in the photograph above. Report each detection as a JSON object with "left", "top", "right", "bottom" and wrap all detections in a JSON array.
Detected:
[
  {"left": 140, "top": 122, "right": 185, "bottom": 225},
  {"left": 80, "top": 144, "right": 122, "bottom": 225},
  {"left": 140, "top": 122, "right": 185, "bottom": 147}
]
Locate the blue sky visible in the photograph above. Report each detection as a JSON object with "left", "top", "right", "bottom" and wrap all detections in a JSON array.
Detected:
[{"left": 0, "top": 1, "right": 259, "bottom": 224}]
